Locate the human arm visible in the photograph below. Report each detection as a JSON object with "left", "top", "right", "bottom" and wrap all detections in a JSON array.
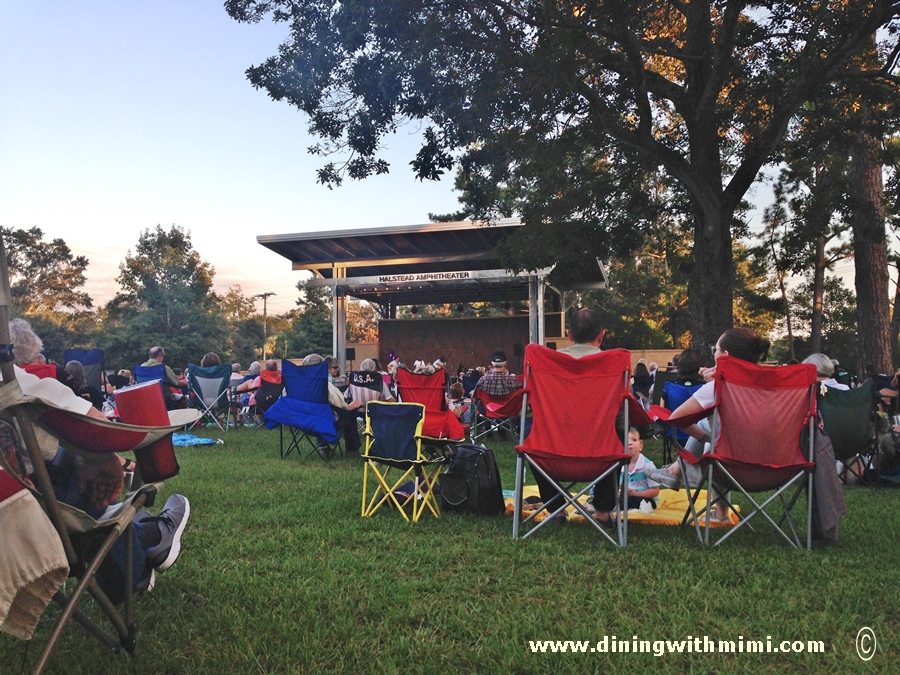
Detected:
[{"left": 627, "top": 485, "right": 660, "bottom": 499}]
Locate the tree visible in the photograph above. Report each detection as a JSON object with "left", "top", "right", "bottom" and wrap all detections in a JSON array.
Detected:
[
  {"left": 2, "top": 226, "right": 92, "bottom": 314},
  {"left": 227, "top": 1, "right": 899, "bottom": 348},
  {"left": 217, "top": 285, "right": 265, "bottom": 364},
  {"left": 279, "top": 280, "right": 333, "bottom": 358},
  {"left": 102, "top": 225, "right": 225, "bottom": 369}
]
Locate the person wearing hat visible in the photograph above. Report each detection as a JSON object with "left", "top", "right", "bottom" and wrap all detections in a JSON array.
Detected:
[{"left": 474, "top": 350, "right": 523, "bottom": 398}]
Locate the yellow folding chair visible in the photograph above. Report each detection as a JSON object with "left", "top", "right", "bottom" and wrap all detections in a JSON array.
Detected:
[{"left": 361, "top": 401, "right": 445, "bottom": 522}]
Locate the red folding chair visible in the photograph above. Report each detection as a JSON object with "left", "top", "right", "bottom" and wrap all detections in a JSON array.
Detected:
[
  {"left": 394, "top": 369, "right": 465, "bottom": 448},
  {"left": 657, "top": 356, "right": 818, "bottom": 548},
  {"left": 512, "top": 345, "right": 651, "bottom": 545},
  {"left": 470, "top": 387, "right": 525, "bottom": 443}
]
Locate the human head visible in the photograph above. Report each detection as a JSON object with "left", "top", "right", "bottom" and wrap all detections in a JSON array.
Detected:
[
  {"left": 433, "top": 357, "right": 446, "bottom": 370},
  {"left": 232, "top": 363, "right": 241, "bottom": 373},
  {"left": 149, "top": 346, "right": 165, "bottom": 362},
  {"left": 118, "top": 368, "right": 133, "bottom": 384},
  {"left": 676, "top": 348, "right": 706, "bottom": 378},
  {"left": 302, "top": 353, "right": 324, "bottom": 366},
  {"left": 8, "top": 318, "right": 43, "bottom": 365},
  {"left": 450, "top": 382, "right": 464, "bottom": 399},
  {"left": 567, "top": 308, "right": 604, "bottom": 344},
  {"left": 265, "top": 359, "right": 278, "bottom": 372},
  {"left": 65, "top": 360, "right": 86, "bottom": 390},
  {"left": 802, "top": 353, "right": 835, "bottom": 379},
  {"left": 414, "top": 364, "right": 436, "bottom": 376},
  {"left": 360, "top": 358, "right": 377, "bottom": 372},
  {"left": 490, "top": 350, "right": 508, "bottom": 369},
  {"left": 200, "top": 352, "right": 221, "bottom": 368},
  {"left": 248, "top": 361, "right": 261, "bottom": 376},
  {"left": 626, "top": 427, "right": 643, "bottom": 457},
  {"left": 36, "top": 353, "right": 47, "bottom": 365},
  {"left": 714, "top": 327, "right": 770, "bottom": 364},
  {"left": 648, "top": 361, "right": 657, "bottom": 372},
  {"left": 633, "top": 362, "right": 650, "bottom": 378}
]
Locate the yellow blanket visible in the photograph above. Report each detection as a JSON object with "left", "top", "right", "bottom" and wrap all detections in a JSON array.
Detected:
[{"left": 504, "top": 486, "right": 739, "bottom": 527}]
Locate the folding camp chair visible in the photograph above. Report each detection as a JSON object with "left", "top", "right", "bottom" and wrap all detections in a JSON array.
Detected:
[
  {"left": 660, "top": 357, "right": 818, "bottom": 548},
  {"left": 470, "top": 387, "right": 525, "bottom": 443},
  {"left": 817, "top": 381, "right": 879, "bottom": 485},
  {"left": 0, "top": 358, "right": 198, "bottom": 673},
  {"left": 187, "top": 364, "right": 233, "bottom": 431},
  {"left": 650, "top": 369, "right": 677, "bottom": 406},
  {"left": 133, "top": 364, "right": 167, "bottom": 401},
  {"left": 512, "top": 345, "right": 652, "bottom": 546},
  {"left": 241, "top": 372, "right": 283, "bottom": 428},
  {"left": 361, "top": 401, "right": 445, "bottom": 522},
  {"left": 395, "top": 368, "right": 465, "bottom": 452},
  {"left": 264, "top": 360, "right": 343, "bottom": 461},
  {"left": 658, "top": 380, "right": 703, "bottom": 465},
  {"left": 63, "top": 349, "right": 104, "bottom": 389}
]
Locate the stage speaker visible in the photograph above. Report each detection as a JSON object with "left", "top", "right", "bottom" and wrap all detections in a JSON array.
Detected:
[{"left": 345, "top": 348, "right": 356, "bottom": 361}]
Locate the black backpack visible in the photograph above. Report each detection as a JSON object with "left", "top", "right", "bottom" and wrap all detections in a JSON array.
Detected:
[{"left": 439, "top": 444, "right": 505, "bottom": 515}]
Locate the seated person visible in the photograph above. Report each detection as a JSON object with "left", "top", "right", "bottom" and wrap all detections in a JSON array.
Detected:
[
  {"left": 631, "top": 360, "right": 654, "bottom": 401},
  {"left": 474, "top": 351, "right": 523, "bottom": 398},
  {"left": 3, "top": 320, "right": 191, "bottom": 595},
  {"left": 447, "top": 382, "right": 471, "bottom": 423},
  {"left": 229, "top": 363, "right": 244, "bottom": 388},
  {"left": 65, "top": 360, "right": 106, "bottom": 411},
  {"left": 141, "top": 346, "right": 188, "bottom": 409},
  {"left": 236, "top": 360, "right": 282, "bottom": 410},
  {"left": 8, "top": 318, "right": 76, "bottom": 392},
  {"left": 624, "top": 427, "right": 660, "bottom": 510},
  {"left": 347, "top": 359, "right": 395, "bottom": 408}
]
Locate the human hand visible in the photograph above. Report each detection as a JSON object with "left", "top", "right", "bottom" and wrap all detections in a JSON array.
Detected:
[
  {"left": 699, "top": 366, "right": 716, "bottom": 382},
  {"left": 348, "top": 400, "right": 363, "bottom": 410}
]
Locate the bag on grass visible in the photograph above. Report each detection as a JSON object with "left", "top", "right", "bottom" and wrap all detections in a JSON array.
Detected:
[{"left": 439, "top": 443, "right": 504, "bottom": 515}]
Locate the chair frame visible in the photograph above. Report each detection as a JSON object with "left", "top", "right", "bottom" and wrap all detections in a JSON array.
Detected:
[
  {"left": 361, "top": 401, "right": 444, "bottom": 522},
  {"left": 512, "top": 346, "right": 651, "bottom": 546},
  {"left": 187, "top": 363, "right": 233, "bottom": 431},
  {"left": 470, "top": 387, "right": 523, "bottom": 444},
  {"left": 671, "top": 358, "right": 818, "bottom": 548}
]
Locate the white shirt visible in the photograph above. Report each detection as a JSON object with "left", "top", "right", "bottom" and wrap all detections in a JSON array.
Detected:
[
  {"left": 6, "top": 365, "right": 92, "bottom": 415},
  {"left": 692, "top": 380, "right": 716, "bottom": 409}
]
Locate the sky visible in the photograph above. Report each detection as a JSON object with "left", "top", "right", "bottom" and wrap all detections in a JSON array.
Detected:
[{"left": 0, "top": 1, "right": 463, "bottom": 317}]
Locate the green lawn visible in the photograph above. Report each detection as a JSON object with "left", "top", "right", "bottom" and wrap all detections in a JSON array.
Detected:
[{"left": 2, "top": 427, "right": 898, "bottom": 674}]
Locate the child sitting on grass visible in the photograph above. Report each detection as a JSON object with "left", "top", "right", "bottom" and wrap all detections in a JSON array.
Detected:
[{"left": 625, "top": 427, "right": 660, "bottom": 510}]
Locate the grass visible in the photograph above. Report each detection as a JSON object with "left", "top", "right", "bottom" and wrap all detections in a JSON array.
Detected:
[{"left": 2, "top": 427, "right": 899, "bottom": 674}]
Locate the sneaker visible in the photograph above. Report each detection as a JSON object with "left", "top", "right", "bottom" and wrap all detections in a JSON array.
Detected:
[
  {"left": 135, "top": 568, "right": 155, "bottom": 595},
  {"left": 647, "top": 466, "right": 682, "bottom": 490},
  {"left": 143, "top": 495, "right": 191, "bottom": 572},
  {"left": 682, "top": 462, "right": 703, "bottom": 488}
]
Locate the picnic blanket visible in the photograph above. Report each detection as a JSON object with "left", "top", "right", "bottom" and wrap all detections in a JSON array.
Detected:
[
  {"left": 172, "top": 434, "right": 219, "bottom": 447},
  {"left": 504, "top": 486, "right": 739, "bottom": 527}
]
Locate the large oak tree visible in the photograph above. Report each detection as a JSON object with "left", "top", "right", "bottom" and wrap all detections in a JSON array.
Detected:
[{"left": 228, "top": 1, "right": 899, "bottom": 347}]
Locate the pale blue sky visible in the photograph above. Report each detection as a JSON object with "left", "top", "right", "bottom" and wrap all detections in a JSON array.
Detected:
[{"left": 0, "top": 1, "right": 461, "bottom": 315}]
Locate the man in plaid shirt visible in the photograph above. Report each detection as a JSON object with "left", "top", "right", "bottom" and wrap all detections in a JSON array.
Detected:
[{"left": 474, "top": 351, "right": 523, "bottom": 398}]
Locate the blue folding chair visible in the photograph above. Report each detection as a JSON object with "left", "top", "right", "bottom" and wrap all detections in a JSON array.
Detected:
[
  {"left": 264, "top": 360, "right": 344, "bottom": 460},
  {"left": 133, "top": 364, "right": 167, "bottom": 400},
  {"left": 659, "top": 380, "right": 703, "bottom": 464},
  {"left": 361, "top": 401, "right": 444, "bottom": 522},
  {"left": 187, "top": 364, "right": 233, "bottom": 431},
  {"left": 63, "top": 348, "right": 104, "bottom": 389}
]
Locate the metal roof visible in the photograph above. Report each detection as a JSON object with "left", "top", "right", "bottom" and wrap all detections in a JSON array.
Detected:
[{"left": 257, "top": 219, "right": 607, "bottom": 305}]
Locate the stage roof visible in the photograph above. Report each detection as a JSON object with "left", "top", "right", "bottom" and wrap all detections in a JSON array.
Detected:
[{"left": 258, "top": 219, "right": 607, "bottom": 305}]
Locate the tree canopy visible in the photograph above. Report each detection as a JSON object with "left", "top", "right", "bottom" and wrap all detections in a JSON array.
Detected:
[
  {"left": 227, "top": 0, "right": 900, "bottom": 348},
  {"left": 102, "top": 225, "right": 225, "bottom": 368}
]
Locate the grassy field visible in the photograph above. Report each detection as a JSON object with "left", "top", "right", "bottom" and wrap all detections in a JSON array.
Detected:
[{"left": 2, "top": 426, "right": 898, "bottom": 674}]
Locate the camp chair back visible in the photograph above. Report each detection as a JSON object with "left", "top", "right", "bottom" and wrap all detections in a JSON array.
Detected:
[
  {"left": 675, "top": 356, "right": 817, "bottom": 548},
  {"left": 512, "top": 345, "right": 651, "bottom": 545},
  {"left": 265, "top": 360, "right": 342, "bottom": 460},
  {"left": 63, "top": 348, "right": 104, "bottom": 389},
  {"left": 395, "top": 368, "right": 465, "bottom": 446},
  {"left": 817, "top": 381, "right": 878, "bottom": 485},
  {"left": 244, "top": 372, "right": 283, "bottom": 427},
  {"left": 187, "top": 364, "right": 233, "bottom": 431},
  {"left": 650, "top": 368, "right": 677, "bottom": 406},
  {"left": 133, "top": 364, "right": 167, "bottom": 400},
  {"left": 346, "top": 370, "right": 387, "bottom": 405},
  {"left": 470, "top": 386, "right": 524, "bottom": 444},
  {"left": 659, "top": 380, "right": 704, "bottom": 464},
  {"left": 361, "top": 401, "right": 444, "bottom": 522}
]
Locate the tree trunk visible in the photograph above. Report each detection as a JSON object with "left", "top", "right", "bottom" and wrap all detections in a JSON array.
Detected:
[
  {"left": 689, "top": 202, "right": 734, "bottom": 350},
  {"left": 810, "top": 236, "right": 826, "bottom": 354},
  {"left": 889, "top": 260, "right": 900, "bottom": 363},
  {"left": 850, "top": 126, "right": 891, "bottom": 375}
]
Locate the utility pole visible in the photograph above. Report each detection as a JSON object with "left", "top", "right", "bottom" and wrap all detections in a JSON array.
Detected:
[{"left": 254, "top": 292, "right": 276, "bottom": 360}]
